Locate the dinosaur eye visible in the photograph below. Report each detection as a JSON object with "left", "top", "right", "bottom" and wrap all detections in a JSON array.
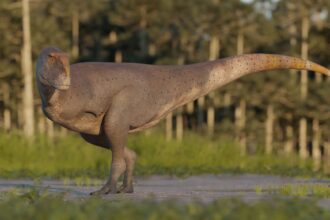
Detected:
[{"left": 47, "top": 55, "right": 56, "bottom": 64}]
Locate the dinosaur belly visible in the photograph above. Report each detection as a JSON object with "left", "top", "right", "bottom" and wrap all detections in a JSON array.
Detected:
[
  {"left": 129, "top": 118, "right": 161, "bottom": 133},
  {"left": 43, "top": 106, "right": 103, "bottom": 135}
]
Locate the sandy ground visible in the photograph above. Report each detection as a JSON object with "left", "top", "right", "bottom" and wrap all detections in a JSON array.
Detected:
[{"left": 0, "top": 174, "right": 329, "bottom": 209}]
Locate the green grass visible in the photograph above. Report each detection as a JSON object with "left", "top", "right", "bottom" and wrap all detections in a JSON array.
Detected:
[
  {"left": 0, "top": 130, "right": 327, "bottom": 179},
  {"left": 257, "top": 184, "right": 330, "bottom": 198},
  {"left": 0, "top": 189, "right": 329, "bottom": 220}
]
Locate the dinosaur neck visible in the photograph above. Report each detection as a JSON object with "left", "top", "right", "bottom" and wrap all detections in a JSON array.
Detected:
[
  {"left": 171, "top": 54, "right": 330, "bottom": 108},
  {"left": 36, "top": 76, "right": 58, "bottom": 106}
]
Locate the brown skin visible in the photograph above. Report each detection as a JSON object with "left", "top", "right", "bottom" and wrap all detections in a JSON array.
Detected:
[{"left": 36, "top": 47, "right": 330, "bottom": 195}]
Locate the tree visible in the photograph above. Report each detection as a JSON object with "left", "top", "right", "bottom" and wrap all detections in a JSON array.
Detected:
[{"left": 22, "top": 0, "right": 34, "bottom": 137}]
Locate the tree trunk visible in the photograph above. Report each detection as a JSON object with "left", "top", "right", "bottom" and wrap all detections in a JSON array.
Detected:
[
  {"left": 138, "top": 5, "right": 147, "bottom": 55},
  {"left": 176, "top": 108, "right": 183, "bottom": 141},
  {"left": 299, "top": 14, "right": 309, "bottom": 160},
  {"left": 237, "top": 31, "right": 244, "bottom": 55},
  {"left": 148, "top": 43, "right": 156, "bottom": 56},
  {"left": 235, "top": 31, "right": 246, "bottom": 154},
  {"left": 60, "top": 127, "right": 68, "bottom": 137},
  {"left": 71, "top": 10, "right": 79, "bottom": 60},
  {"left": 312, "top": 55, "right": 323, "bottom": 169},
  {"left": 37, "top": 106, "right": 46, "bottom": 134},
  {"left": 265, "top": 105, "right": 274, "bottom": 155},
  {"left": 22, "top": 0, "right": 35, "bottom": 137},
  {"left": 235, "top": 99, "right": 246, "bottom": 155},
  {"left": 186, "top": 102, "right": 194, "bottom": 114},
  {"left": 299, "top": 118, "right": 308, "bottom": 159},
  {"left": 109, "top": 31, "right": 118, "bottom": 44},
  {"left": 312, "top": 119, "right": 321, "bottom": 170},
  {"left": 3, "top": 107, "right": 11, "bottom": 132},
  {"left": 197, "top": 96, "right": 205, "bottom": 130},
  {"left": 207, "top": 35, "right": 220, "bottom": 137},
  {"left": 287, "top": 3, "right": 297, "bottom": 152},
  {"left": 2, "top": 82, "right": 11, "bottom": 131},
  {"left": 115, "top": 50, "right": 123, "bottom": 63},
  {"left": 209, "top": 35, "right": 220, "bottom": 60},
  {"left": 46, "top": 118, "right": 54, "bottom": 140},
  {"left": 17, "top": 98, "right": 24, "bottom": 130},
  {"left": 324, "top": 142, "right": 330, "bottom": 173},
  {"left": 284, "top": 114, "right": 294, "bottom": 155},
  {"left": 207, "top": 99, "right": 215, "bottom": 137},
  {"left": 165, "top": 112, "right": 173, "bottom": 141},
  {"left": 173, "top": 55, "right": 185, "bottom": 140},
  {"left": 223, "top": 92, "right": 231, "bottom": 119}
]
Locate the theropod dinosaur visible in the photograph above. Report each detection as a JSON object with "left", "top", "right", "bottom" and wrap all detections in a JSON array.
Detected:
[{"left": 36, "top": 47, "right": 330, "bottom": 195}]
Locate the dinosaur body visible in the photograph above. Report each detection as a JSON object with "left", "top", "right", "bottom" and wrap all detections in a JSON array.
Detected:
[{"left": 36, "top": 47, "right": 330, "bottom": 195}]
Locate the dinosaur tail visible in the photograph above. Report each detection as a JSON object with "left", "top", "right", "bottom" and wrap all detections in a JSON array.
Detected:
[
  {"left": 164, "top": 54, "right": 329, "bottom": 112},
  {"left": 207, "top": 54, "right": 330, "bottom": 91}
]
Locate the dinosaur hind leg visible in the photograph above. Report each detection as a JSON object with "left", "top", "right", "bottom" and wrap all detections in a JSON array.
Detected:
[
  {"left": 81, "top": 133, "right": 137, "bottom": 193},
  {"left": 118, "top": 147, "right": 137, "bottom": 193}
]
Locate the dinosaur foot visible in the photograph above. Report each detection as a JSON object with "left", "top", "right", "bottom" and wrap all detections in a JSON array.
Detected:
[
  {"left": 117, "top": 184, "right": 134, "bottom": 193},
  {"left": 90, "top": 185, "right": 116, "bottom": 196}
]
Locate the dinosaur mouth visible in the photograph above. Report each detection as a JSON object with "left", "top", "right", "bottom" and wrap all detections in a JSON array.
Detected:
[
  {"left": 53, "top": 84, "right": 70, "bottom": 90},
  {"left": 39, "top": 75, "right": 70, "bottom": 90}
]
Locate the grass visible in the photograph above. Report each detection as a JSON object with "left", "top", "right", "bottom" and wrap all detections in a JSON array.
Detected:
[
  {"left": 0, "top": 189, "right": 329, "bottom": 220},
  {"left": 0, "top": 130, "right": 327, "bottom": 179},
  {"left": 257, "top": 184, "right": 330, "bottom": 198}
]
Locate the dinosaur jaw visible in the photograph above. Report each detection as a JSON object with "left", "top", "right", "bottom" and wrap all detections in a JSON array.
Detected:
[
  {"left": 39, "top": 74, "right": 70, "bottom": 90},
  {"left": 52, "top": 84, "right": 70, "bottom": 90}
]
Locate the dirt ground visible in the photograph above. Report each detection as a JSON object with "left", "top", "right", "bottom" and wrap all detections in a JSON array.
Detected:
[{"left": 0, "top": 174, "right": 329, "bottom": 209}]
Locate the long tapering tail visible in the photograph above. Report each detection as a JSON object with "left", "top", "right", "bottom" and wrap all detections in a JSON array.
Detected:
[
  {"left": 155, "top": 53, "right": 329, "bottom": 119},
  {"left": 205, "top": 54, "right": 330, "bottom": 92},
  {"left": 226, "top": 54, "right": 329, "bottom": 75}
]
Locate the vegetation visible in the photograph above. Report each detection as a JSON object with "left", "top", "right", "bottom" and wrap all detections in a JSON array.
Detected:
[
  {"left": 0, "top": 131, "right": 327, "bottom": 179},
  {"left": 257, "top": 184, "right": 330, "bottom": 198},
  {"left": 0, "top": 189, "right": 329, "bottom": 220},
  {"left": 0, "top": 0, "right": 329, "bottom": 172},
  {"left": 1, "top": 1, "right": 329, "bottom": 217}
]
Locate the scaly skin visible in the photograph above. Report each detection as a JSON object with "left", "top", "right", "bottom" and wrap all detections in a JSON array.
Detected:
[{"left": 36, "top": 47, "right": 330, "bottom": 195}]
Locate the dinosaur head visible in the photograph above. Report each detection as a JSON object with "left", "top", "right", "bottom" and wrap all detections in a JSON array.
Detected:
[{"left": 36, "top": 47, "right": 71, "bottom": 90}]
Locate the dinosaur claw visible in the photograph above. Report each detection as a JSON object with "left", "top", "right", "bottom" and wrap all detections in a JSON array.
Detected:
[
  {"left": 117, "top": 184, "right": 134, "bottom": 193},
  {"left": 90, "top": 185, "right": 116, "bottom": 196}
]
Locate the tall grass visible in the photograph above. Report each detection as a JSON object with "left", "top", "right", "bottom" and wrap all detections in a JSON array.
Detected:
[
  {"left": 0, "top": 132, "right": 109, "bottom": 178},
  {"left": 0, "top": 131, "right": 324, "bottom": 178},
  {"left": 0, "top": 190, "right": 329, "bottom": 220}
]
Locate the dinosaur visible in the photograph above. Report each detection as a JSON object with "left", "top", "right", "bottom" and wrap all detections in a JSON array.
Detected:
[{"left": 36, "top": 47, "right": 330, "bottom": 195}]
